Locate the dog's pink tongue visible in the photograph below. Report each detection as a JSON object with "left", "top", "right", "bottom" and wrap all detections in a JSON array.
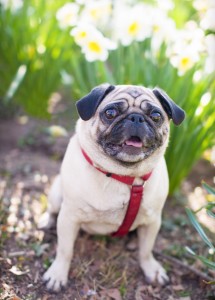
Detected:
[{"left": 125, "top": 139, "right": 143, "bottom": 148}]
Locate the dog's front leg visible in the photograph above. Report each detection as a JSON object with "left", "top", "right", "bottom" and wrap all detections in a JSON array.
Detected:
[
  {"left": 43, "top": 206, "right": 80, "bottom": 291},
  {"left": 137, "top": 218, "right": 169, "bottom": 285}
]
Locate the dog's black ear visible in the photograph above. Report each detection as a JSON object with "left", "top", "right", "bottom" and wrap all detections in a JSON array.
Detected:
[
  {"left": 152, "top": 88, "right": 185, "bottom": 125},
  {"left": 76, "top": 84, "right": 115, "bottom": 121}
]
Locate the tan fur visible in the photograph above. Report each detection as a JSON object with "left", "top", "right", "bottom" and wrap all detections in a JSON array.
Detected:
[{"left": 40, "top": 85, "right": 171, "bottom": 291}]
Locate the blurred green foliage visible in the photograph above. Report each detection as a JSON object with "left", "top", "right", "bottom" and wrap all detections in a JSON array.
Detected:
[
  {"left": 0, "top": 0, "right": 214, "bottom": 194},
  {"left": 169, "top": 0, "right": 196, "bottom": 27},
  {"left": 0, "top": 0, "right": 72, "bottom": 117}
]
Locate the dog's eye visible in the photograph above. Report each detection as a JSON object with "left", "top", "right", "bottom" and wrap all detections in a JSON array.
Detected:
[
  {"left": 150, "top": 111, "right": 162, "bottom": 123},
  {"left": 105, "top": 108, "right": 118, "bottom": 119}
]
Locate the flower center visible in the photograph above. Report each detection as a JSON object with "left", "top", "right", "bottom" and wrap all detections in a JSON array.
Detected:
[
  {"left": 128, "top": 22, "right": 140, "bottom": 36},
  {"left": 78, "top": 31, "right": 87, "bottom": 39},
  {"left": 181, "top": 57, "right": 191, "bottom": 68},
  {"left": 153, "top": 24, "right": 160, "bottom": 33},
  {"left": 90, "top": 8, "right": 99, "bottom": 19},
  {"left": 88, "top": 41, "right": 102, "bottom": 53}
]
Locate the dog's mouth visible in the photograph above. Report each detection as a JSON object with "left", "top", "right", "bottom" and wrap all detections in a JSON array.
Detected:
[
  {"left": 123, "top": 136, "right": 143, "bottom": 148},
  {"left": 105, "top": 136, "right": 152, "bottom": 154},
  {"left": 99, "top": 134, "right": 158, "bottom": 163},
  {"left": 119, "top": 136, "right": 145, "bottom": 156}
]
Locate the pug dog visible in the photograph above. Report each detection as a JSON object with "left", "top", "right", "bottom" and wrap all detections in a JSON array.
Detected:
[{"left": 40, "top": 84, "right": 185, "bottom": 291}]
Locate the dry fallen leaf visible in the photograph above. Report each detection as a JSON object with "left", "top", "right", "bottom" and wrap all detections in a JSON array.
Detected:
[
  {"left": 172, "top": 284, "right": 184, "bottom": 291},
  {"left": 100, "top": 288, "right": 122, "bottom": 300},
  {"left": 9, "top": 265, "right": 29, "bottom": 275},
  {"left": 135, "top": 285, "right": 161, "bottom": 300},
  {"left": 9, "top": 296, "right": 22, "bottom": 300}
]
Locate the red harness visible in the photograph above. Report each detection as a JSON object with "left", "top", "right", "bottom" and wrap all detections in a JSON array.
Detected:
[{"left": 81, "top": 149, "right": 152, "bottom": 237}]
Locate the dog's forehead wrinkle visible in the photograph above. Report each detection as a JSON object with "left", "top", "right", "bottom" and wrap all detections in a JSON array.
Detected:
[
  {"left": 126, "top": 87, "right": 143, "bottom": 98},
  {"left": 116, "top": 87, "right": 156, "bottom": 108},
  {"left": 106, "top": 85, "right": 147, "bottom": 99},
  {"left": 107, "top": 87, "right": 127, "bottom": 99},
  {"left": 145, "top": 102, "right": 161, "bottom": 111},
  {"left": 103, "top": 92, "right": 135, "bottom": 106},
  {"left": 103, "top": 99, "right": 128, "bottom": 109}
]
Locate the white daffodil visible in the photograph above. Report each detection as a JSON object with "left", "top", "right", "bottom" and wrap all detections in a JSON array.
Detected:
[
  {"left": 193, "top": 0, "right": 215, "bottom": 13},
  {"left": 205, "top": 34, "right": 215, "bottom": 62},
  {"left": 70, "top": 23, "right": 100, "bottom": 47},
  {"left": 56, "top": 3, "right": 79, "bottom": 29},
  {"left": 75, "top": 0, "right": 88, "bottom": 4},
  {"left": 157, "top": 0, "right": 174, "bottom": 11},
  {"left": 193, "top": 0, "right": 215, "bottom": 30},
  {"left": 168, "top": 22, "right": 205, "bottom": 59},
  {"left": 200, "top": 7, "right": 215, "bottom": 30},
  {"left": 71, "top": 23, "right": 116, "bottom": 61},
  {"left": 150, "top": 9, "right": 176, "bottom": 38},
  {"left": 193, "top": 0, "right": 215, "bottom": 72},
  {"left": 0, "top": 0, "right": 23, "bottom": 12},
  {"left": 81, "top": 33, "right": 116, "bottom": 62},
  {"left": 149, "top": 9, "right": 176, "bottom": 53},
  {"left": 167, "top": 23, "right": 205, "bottom": 75},
  {"left": 113, "top": 4, "right": 151, "bottom": 46},
  {"left": 204, "top": 34, "right": 215, "bottom": 73},
  {"left": 170, "top": 49, "right": 200, "bottom": 76},
  {"left": 80, "top": 0, "right": 112, "bottom": 27}
]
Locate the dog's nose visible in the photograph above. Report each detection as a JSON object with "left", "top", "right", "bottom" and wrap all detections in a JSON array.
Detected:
[{"left": 127, "top": 113, "right": 144, "bottom": 124}]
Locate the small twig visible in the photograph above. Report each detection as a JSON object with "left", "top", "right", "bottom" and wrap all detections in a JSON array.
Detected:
[
  {"left": 154, "top": 250, "right": 213, "bottom": 282},
  {"left": 23, "top": 184, "right": 44, "bottom": 192},
  {"left": 34, "top": 270, "right": 39, "bottom": 283},
  {"left": 8, "top": 250, "right": 35, "bottom": 257}
]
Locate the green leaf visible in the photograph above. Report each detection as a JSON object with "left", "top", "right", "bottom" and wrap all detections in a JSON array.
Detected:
[
  {"left": 207, "top": 209, "right": 215, "bottom": 219},
  {"left": 202, "top": 182, "right": 215, "bottom": 195},
  {"left": 195, "top": 255, "right": 215, "bottom": 270},
  {"left": 185, "top": 246, "right": 196, "bottom": 256},
  {"left": 185, "top": 246, "right": 215, "bottom": 270},
  {"left": 203, "top": 280, "right": 215, "bottom": 285},
  {"left": 206, "top": 202, "right": 215, "bottom": 210},
  {"left": 185, "top": 208, "right": 215, "bottom": 251},
  {"left": 4, "top": 65, "right": 27, "bottom": 103}
]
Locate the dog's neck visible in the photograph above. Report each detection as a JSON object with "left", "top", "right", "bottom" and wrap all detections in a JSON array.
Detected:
[{"left": 81, "top": 147, "right": 152, "bottom": 183}]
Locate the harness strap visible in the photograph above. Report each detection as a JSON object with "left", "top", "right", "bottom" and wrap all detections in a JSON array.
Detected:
[
  {"left": 111, "top": 185, "right": 143, "bottom": 237},
  {"left": 81, "top": 149, "right": 152, "bottom": 237}
]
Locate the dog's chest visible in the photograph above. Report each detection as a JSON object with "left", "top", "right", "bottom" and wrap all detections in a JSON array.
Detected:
[
  {"left": 76, "top": 180, "right": 155, "bottom": 234},
  {"left": 77, "top": 181, "right": 130, "bottom": 219}
]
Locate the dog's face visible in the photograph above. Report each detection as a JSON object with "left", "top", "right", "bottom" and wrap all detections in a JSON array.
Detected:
[{"left": 76, "top": 84, "right": 185, "bottom": 164}]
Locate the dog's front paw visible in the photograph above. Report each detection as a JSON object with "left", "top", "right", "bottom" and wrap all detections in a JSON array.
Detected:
[
  {"left": 43, "top": 260, "right": 68, "bottom": 292},
  {"left": 141, "top": 257, "right": 169, "bottom": 286}
]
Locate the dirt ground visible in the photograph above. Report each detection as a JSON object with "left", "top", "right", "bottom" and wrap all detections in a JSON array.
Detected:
[{"left": 0, "top": 116, "right": 215, "bottom": 300}]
